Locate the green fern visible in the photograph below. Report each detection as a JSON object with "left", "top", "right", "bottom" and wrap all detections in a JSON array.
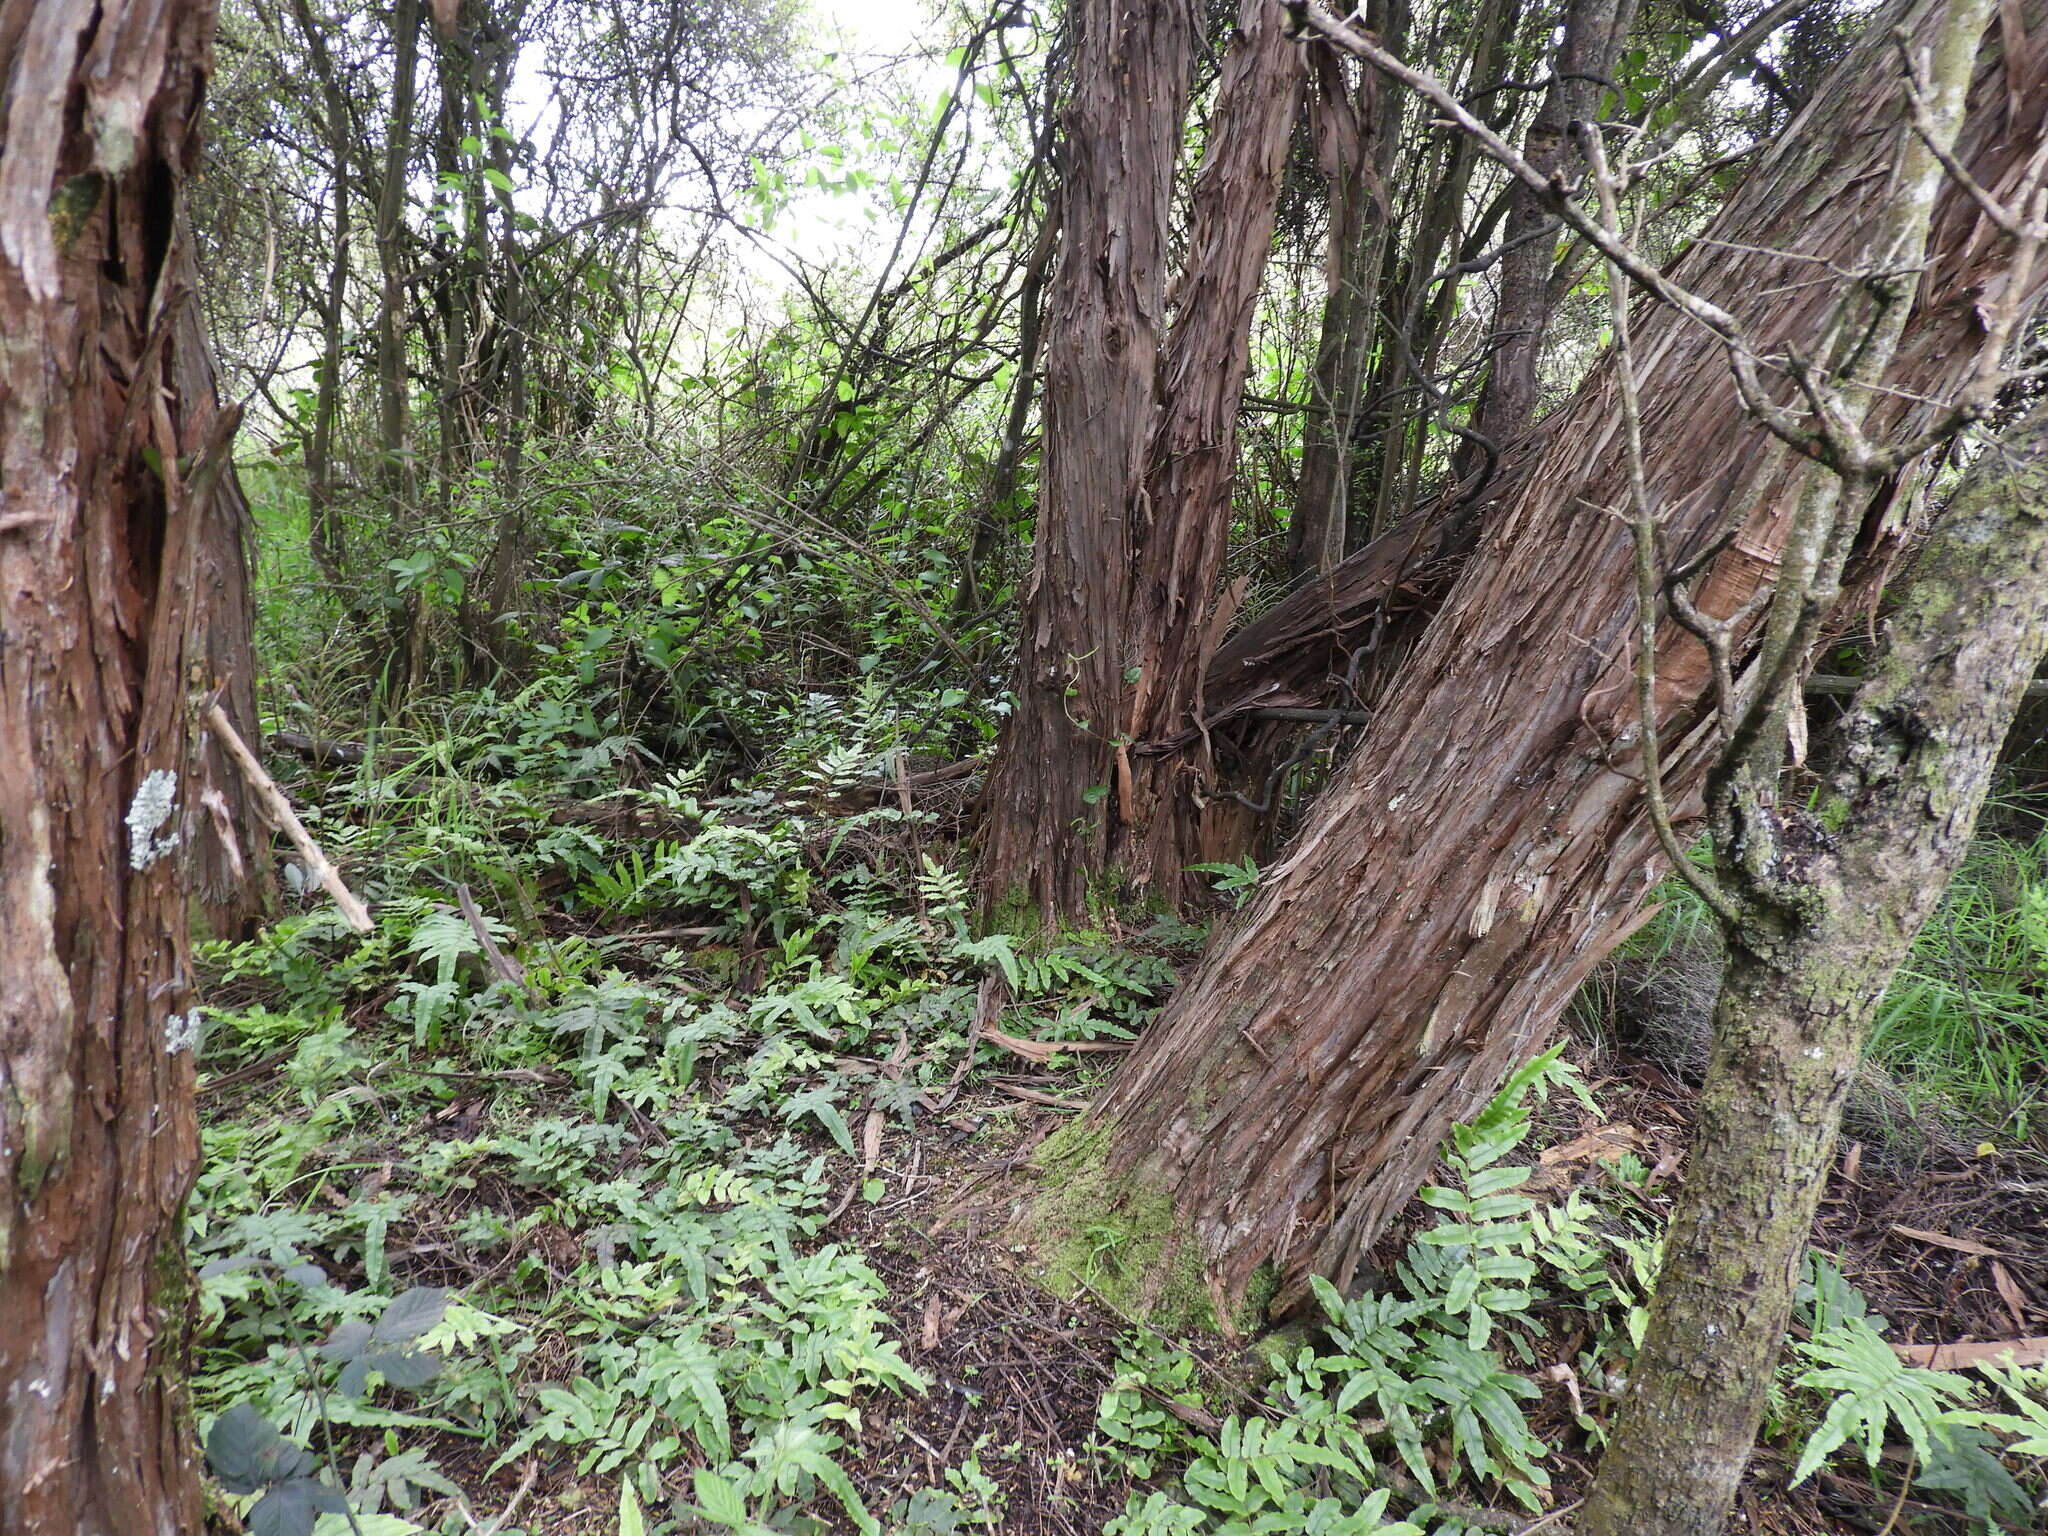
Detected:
[{"left": 1789, "top": 1314, "right": 1976, "bottom": 1483}]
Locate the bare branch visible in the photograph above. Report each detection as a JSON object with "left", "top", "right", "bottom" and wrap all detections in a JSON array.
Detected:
[{"left": 1582, "top": 128, "right": 1744, "bottom": 925}]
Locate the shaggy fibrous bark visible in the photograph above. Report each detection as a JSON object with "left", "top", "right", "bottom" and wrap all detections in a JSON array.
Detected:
[
  {"left": 1041, "top": 0, "right": 2048, "bottom": 1316},
  {"left": 981, "top": 0, "right": 1306, "bottom": 918},
  {"left": 0, "top": 0, "right": 259, "bottom": 1525}
]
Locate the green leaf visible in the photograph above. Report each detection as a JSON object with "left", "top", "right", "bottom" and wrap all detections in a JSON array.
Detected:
[
  {"left": 694, "top": 1469, "right": 748, "bottom": 1526},
  {"left": 248, "top": 1478, "right": 351, "bottom": 1536},
  {"left": 782, "top": 1087, "right": 855, "bottom": 1154},
  {"left": 673, "top": 1336, "right": 731, "bottom": 1459},
  {"left": 1915, "top": 1426, "right": 2033, "bottom": 1526},
  {"left": 619, "top": 1481, "right": 647, "bottom": 1536},
  {"left": 374, "top": 1287, "right": 450, "bottom": 1344},
  {"left": 207, "top": 1406, "right": 316, "bottom": 1494},
  {"left": 481, "top": 166, "right": 514, "bottom": 194}
]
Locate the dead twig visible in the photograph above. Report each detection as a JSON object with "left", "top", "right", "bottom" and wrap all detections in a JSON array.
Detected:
[
  {"left": 454, "top": 883, "right": 541, "bottom": 1004},
  {"left": 203, "top": 699, "right": 372, "bottom": 932}
]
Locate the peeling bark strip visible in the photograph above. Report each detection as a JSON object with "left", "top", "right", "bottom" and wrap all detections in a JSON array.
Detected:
[
  {"left": 1084, "top": 0, "right": 2048, "bottom": 1312},
  {"left": 976, "top": 0, "right": 1201, "bottom": 920},
  {"left": 0, "top": 0, "right": 247, "bottom": 1527},
  {"left": 1114, "top": 0, "right": 1310, "bottom": 905}
]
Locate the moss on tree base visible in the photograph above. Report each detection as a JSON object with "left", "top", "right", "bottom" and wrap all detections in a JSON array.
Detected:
[{"left": 1013, "top": 1118, "right": 1276, "bottom": 1336}]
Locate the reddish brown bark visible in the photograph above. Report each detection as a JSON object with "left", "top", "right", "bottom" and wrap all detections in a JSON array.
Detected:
[
  {"left": 977, "top": 0, "right": 1200, "bottom": 920},
  {"left": 0, "top": 0, "right": 251, "bottom": 1526},
  {"left": 1077, "top": 0, "right": 2048, "bottom": 1312},
  {"left": 1115, "top": 0, "right": 1311, "bottom": 906},
  {"left": 981, "top": 0, "right": 1308, "bottom": 918}
]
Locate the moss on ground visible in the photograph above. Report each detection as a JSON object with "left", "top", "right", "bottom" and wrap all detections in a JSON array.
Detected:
[{"left": 1014, "top": 1119, "right": 1273, "bottom": 1337}]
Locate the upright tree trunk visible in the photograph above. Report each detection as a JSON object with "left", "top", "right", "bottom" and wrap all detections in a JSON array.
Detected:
[
  {"left": 1041, "top": 0, "right": 2047, "bottom": 1314},
  {"left": 1114, "top": 0, "right": 1310, "bottom": 906},
  {"left": 1584, "top": 398, "right": 2048, "bottom": 1536},
  {"left": 376, "top": 0, "right": 421, "bottom": 508},
  {"left": 432, "top": 0, "right": 486, "bottom": 513},
  {"left": 378, "top": 0, "right": 430, "bottom": 700},
  {"left": 291, "top": 0, "right": 353, "bottom": 582},
  {"left": 1463, "top": 0, "right": 1633, "bottom": 459},
  {"left": 170, "top": 232, "right": 272, "bottom": 943},
  {"left": 975, "top": 0, "right": 1201, "bottom": 921},
  {"left": 459, "top": 0, "right": 534, "bottom": 683},
  {"left": 1357, "top": 0, "right": 1526, "bottom": 544},
  {"left": 0, "top": 0, "right": 253, "bottom": 1527},
  {"left": 1289, "top": 10, "right": 1403, "bottom": 580}
]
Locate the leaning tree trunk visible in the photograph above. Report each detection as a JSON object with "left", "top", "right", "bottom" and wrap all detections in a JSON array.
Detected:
[
  {"left": 1584, "top": 393, "right": 2048, "bottom": 1536},
  {"left": 1032, "top": 0, "right": 2048, "bottom": 1316},
  {"left": 0, "top": 0, "right": 258, "bottom": 1527},
  {"left": 976, "top": 0, "right": 1199, "bottom": 922}
]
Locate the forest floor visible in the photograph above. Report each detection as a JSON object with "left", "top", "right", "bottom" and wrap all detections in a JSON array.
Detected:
[{"left": 188, "top": 758, "right": 2048, "bottom": 1536}]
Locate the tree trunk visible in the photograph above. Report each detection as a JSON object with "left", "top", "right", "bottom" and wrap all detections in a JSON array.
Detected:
[
  {"left": 1289, "top": 10, "right": 1403, "bottom": 581},
  {"left": 1582, "top": 398, "right": 2048, "bottom": 1536},
  {"left": 1358, "top": 0, "right": 1526, "bottom": 544},
  {"left": 0, "top": 0, "right": 248, "bottom": 1527},
  {"left": 290, "top": 0, "right": 353, "bottom": 583},
  {"left": 376, "top": 0, "right": 421, "bottom": 507},
  {"left": 1113, "top": 0, "right": 1310, "bottom": 906},
  {"left": 432, "top": 0, "right": 486, "bottom": 513},
  {"left": 1463, "top": 0, "right": 1633, "bottom": 461},
  {"left": 1032, "top": 0, "right": 2048, "bottom": 1316},
  {"left": 170, "top": 231, "right": 272, "bottom": 943},
  {"left": 974, "top": 0, "right": 1201, "bottom": 921},
  {"left": 456, "top": 0, "right": 535, "bottom": 684}
]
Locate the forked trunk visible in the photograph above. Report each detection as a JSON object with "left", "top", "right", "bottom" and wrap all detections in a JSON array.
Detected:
[
  {"left": 0, "top": 0, "right": 251, "bottom": 1526},
  {"left": 980, "top": 0, "right": 1305, "bottom": 919},
  {"left": 1114, "top": 0, "right": 1309, "bottom": 907},
  {"left": 1038, "top": 0, "right": 2048, "bottom": 1315},
  {"left": 976, "top": 0, "right": 1198, "bottom": 921}
]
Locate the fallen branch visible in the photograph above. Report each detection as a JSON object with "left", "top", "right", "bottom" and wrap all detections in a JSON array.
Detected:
[
  {"left": 1892, "top": 1336, "right": 2048, "bottom": 1370},
  {"left": 816, "top": 754, "right": 986, "bottom": 809},
  {"left": 203, "top": 700, "right": 372, "bottom": 933},
  {"left": 455, "top": 884, "right": 541, "bottom": 1004},
  {"left": 267, "top": 729, "right": 367, "bottom": 767}
]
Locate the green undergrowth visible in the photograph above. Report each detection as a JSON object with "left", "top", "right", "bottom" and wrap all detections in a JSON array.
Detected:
[
  {"left": 188, "top": 691, "right": 1197, "bottom": 1536},
  {"left": 1086, "top": 1049, "right": 2048, "bottom": 1535},
  {"left": 188, "top": 668, "right": 2048, "bottom": 1535},
  {"left": 1588, "top": 819, "right": 2048, "bottom": 1151}
]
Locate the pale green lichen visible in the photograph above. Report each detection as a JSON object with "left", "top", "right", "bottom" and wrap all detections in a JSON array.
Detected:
[
  {"left": 125, "top": 769, "right": 181, "bottom": 870},
  {"left": 46, "top": 173, "right": 101, "bottom": 253}
]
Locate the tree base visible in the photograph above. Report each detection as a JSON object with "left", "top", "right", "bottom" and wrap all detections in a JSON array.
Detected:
[{"left": 1011, "top": 1119, "right": 1277, "bottom": 1336}]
